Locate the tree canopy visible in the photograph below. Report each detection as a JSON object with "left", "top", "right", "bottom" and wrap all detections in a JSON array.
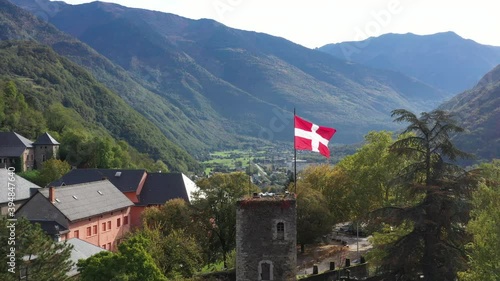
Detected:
[
  {"left": 370, "top": 109, "right": 476, "bottom": 281},
  {"left": 459, "top": 160, "right": 500, "bottom": 280},
  {"left": 0, "top": 217, "right": 73, "bottom": 281}
]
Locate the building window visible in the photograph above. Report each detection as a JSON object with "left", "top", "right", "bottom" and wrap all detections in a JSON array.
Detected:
[
  {"left": 107, "top": 221, "right": 111, "bottom": 229},
  {"left": 42, "top": 154, "right": 46, "bottom": 162},
  {"left": 107, "top": 242, "right": 111, "bottom": 250},
  {"left": 277, "top": 222, "right": 285, "bottom": 240},
  {"left": 86, "top": 227, "right": 91, "bottom": 237},
  {"left": 93, "top": 225, "right": 97, "bottom": 235},
  {"left": 73, "top": 230, "right": 79, "bottom": 239},
  {"left": 258, "top": 260, "right": 273, "bottom": 280},
  {"left": 102, "top": 222, "right": 106, "bottom": 231},
  {"left": 124, "top": 216, "right": 129, "bottom": 225},
  {"left": 117, "top": 218, "right": 121, "bottom": 227},
  {"left": 102, "top": 244, "right": 106, "bottom": 250}
]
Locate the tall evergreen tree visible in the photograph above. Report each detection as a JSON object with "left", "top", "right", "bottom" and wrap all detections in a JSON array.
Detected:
[
  {"left": 0, "top": 217, "right": 73, "bottom": 281},
  {"left": 371, "top": 109, "right": 476, "bottom": 281}
]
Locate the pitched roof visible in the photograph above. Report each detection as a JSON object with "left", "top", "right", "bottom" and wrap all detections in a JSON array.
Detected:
[
  {"left": 33, "top": 132, "right": 59, "bottom": 145},
  {"left": 38, "top": 180, "right": 133, "bottom": 222},
  {"left": 0, "top": 132, "right": 33, "bottom": 156},
  {"left": 139, "top": 173, "right": 196, "bottom": 205},
  {"left": 65, "top": 238, "right": 107, "bottom": 277},
  {"left": 0, "top": 169, "right": 42, "bottom": 203},
  {"left": 49, "top": 169, "right": 147, "bottom": 193}
]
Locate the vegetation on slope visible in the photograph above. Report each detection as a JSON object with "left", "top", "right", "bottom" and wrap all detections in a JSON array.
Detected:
[{"left": 0, "top": 40, "right": 198, "bottom": 172}]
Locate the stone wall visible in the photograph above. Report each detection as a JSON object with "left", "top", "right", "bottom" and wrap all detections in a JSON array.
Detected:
[
  {"left": 236, "top": 196, "right": 296, "bottom": 281},
  {"left": 299, "top": 263, "right": 369, "bottom": 281}
]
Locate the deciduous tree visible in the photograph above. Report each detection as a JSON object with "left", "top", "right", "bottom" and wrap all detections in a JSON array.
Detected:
[
  {"left": 193, "top": 172, "right": 259, "bottom": 268},
  {"left": 459, "top": 160, "right": 500, "bottom": 281},
  {"left": 296, "top": 185, "right": 332, "bottom": 253}
]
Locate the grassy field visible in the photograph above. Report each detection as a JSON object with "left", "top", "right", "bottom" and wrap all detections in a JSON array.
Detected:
[{"left": 202, "top": 149, "right": 270, "bottom": 175}]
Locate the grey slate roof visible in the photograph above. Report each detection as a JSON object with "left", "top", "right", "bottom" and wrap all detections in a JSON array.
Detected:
[
  {"left": 0, "top": 132, "right": 33, "bottom": 157},
  {"left": 65, "top": 238, "right": 107, "bottom": 277},
  {"left": 38, "top": 180, "right": 133, "bottom": 222},
  {"left": 0, "top": 169, "right": 42, "bottom": 203},
  {"left": 33, "top": 132, "right": 60, "bottom": 145},
  {"left": 49, "top": 169, "right": 147, "bottom": 193},
  {"left": 139, "top": 173, "right": 195, "bottom": 205}
]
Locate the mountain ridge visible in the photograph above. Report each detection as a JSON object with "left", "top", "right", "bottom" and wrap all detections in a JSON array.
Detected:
[
  {"left": 12, "top": 0, "right": 455, "bottom": 145},
  {"left": 319, "top": 31, "right": 500, "bottom": 94}
]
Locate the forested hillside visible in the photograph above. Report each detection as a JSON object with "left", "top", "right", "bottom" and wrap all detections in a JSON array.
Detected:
[
  {"left": 0, "top": 40, "right": 199, "bottom": 172},
  {"left": 440, "top": 64, "right": 500, "bottom": 162},
  {"left": 0, "top": 0, "right": 221, "bottom": 156}
]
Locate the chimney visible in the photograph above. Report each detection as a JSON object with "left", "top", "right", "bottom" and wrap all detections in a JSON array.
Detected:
[{"left": 49, "top": 186, "right": 56, "bottom": 203}]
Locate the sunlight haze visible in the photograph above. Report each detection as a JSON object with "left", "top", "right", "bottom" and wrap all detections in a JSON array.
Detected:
[{"left": 55, "top": 0, "right": 500, "bottom": 48}]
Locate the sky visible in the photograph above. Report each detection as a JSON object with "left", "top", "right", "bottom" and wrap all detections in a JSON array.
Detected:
[{"left": 56, "top": 0, "right": 500, "bottom": 49}]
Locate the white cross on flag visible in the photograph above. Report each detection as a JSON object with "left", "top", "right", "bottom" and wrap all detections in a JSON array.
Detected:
[{"left": 294, "top": 115, "right": 336, "bottom": 158}]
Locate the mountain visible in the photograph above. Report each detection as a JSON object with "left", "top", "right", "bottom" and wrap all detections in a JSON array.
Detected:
[
  {"left": 0, "top": 0, "right": 199, "bottom": 171},
  {"left": 440, "top": 64, "right": 500, "bottom": 161},
  {"left": 1, "top": 0, "right": 231, "bottom": 157},
  {"left": 11, "top": 0, "right": 450, "bottom": 145},
  {"left": 319, "top": 32, "right": 500, "bottom": 94}
]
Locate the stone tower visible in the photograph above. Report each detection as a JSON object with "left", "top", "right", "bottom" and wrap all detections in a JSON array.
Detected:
[
  {"left": 236, "top": 194, "right": 296, "bottom": 281},
  {"left": 33, "top": 132, "right": 60, "bottom": 169}
]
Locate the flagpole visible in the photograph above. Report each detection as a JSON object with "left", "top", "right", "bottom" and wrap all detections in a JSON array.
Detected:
[{"left": 294, "top": 108, "right": 297, "bottom": 194}]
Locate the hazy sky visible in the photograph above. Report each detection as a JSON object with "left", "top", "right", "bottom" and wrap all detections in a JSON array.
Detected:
[{"left": 57, "top": 0, "right": 500, "bottom": 48}]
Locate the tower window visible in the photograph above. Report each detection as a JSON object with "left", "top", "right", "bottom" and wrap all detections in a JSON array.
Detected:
[
  {"left": 277, "top": 222, "right": 285, "bottom": 240},
  {"left": 42, "top": 154, "right": 46, "bottom": 162}
]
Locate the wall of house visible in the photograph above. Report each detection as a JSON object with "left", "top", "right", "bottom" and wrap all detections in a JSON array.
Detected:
[
  {"left": 0, "top": 199, "right": 27, "bottom": 216},
  {"left": 66, "top": 208, "right": 131, "bottom": 251},
  {"left": 34, "top": 144, "right": 59, "bottom": 169},
  {"left": 129, "top": 205, "right": 145, "bottom": 229},
  {"left": 23, "top": 148, "right": 35, "bottom": 171},
  {"left": 124, "top": 191, "right": 139, "bottom": 204}
]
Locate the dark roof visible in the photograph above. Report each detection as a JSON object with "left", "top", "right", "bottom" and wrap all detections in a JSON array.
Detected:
[
  {"left": 38, "top": 180, "right": 133, "bottom": 221},
  {"left": 0, "top": 169, "right": 42, "bottom": 203},
  {"left": 31, "top": 220, "right": 69, "bottom": 235},
  {"left": 139, "top": 173, "right": 195, "bottom": 205},
  {"left": 0, "top": 132, "right": 33, "bottom": 156},
  {"left": 33, "top": 132, "right": 59, "bottom": 145},
  {"left": 49, "top": 169, "right": 147, "bottom": 193}
]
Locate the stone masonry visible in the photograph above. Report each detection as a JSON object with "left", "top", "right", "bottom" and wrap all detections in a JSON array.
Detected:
[{"left": 236, "top": 195, "right": 296, "bottom": 281}]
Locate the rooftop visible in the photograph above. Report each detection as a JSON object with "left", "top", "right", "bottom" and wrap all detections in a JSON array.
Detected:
[
  {"left": 0, "top": 169, "right": 42, "bottom": 203},
  {"left": 49, "top": 169, "right": 147, "bottom": 193},
  {"left": 33, "top": 132, "right": 59, "bottom": 145},
  {"left": 139, "top": 172, "right": 192, "bottom": 205},
  {"left": 0, "top": 132, "right": 33, "bottom": 156},
  {"left": 39, "top": 180, "right": 133, "bottom": 221}
]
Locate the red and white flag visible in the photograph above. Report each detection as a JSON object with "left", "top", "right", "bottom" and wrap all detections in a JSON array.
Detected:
[{"left": 294, "top": 115, "right": 336, "bottom": 158}]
